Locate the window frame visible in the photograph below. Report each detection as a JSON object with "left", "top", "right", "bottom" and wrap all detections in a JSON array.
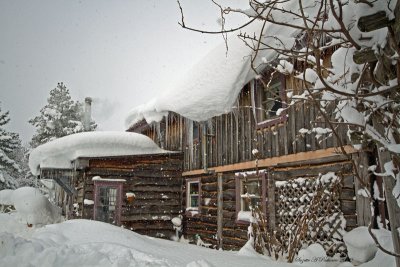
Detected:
[
  {"left": 186, "top": 178, "right": 201, "bottom": 216},
  {"left": 93, "top": 180, "right": 124, "bottom": 226},
  {"left": 235, "top": 172, "right": 267, "bottom": 223},
  {"left": 255, "top": 73, "right": 288, "bottom": 129}
]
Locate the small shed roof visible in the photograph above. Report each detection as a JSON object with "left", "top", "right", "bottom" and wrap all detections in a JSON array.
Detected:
[{"left": 29, "top": 131, "right": 170, "bottom": 176}]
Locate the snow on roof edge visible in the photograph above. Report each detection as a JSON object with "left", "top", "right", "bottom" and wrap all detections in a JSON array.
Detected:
[
  {"left": 124, "top": 16, "right": 303, "bottom": 130},
  {"left": 29, "top": 131, "right": 174, "bottom": 176}
]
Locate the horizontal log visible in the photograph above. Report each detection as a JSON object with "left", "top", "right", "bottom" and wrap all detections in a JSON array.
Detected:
[
  {"left": 87, "top": 168, "right": 176, "bottom": 177},
  {"left": 125, "top": 191, "right": 180, "bottom": 200},
  {"left": 131, "top": 185, "right": 181, "bottom": 192},
  {"left": 223, "top": 189, "right": 236, "bottom": 201},
  {"left": 123, "top": 198, "right": 180, "bottom": 206},
  {"left": 222, "top": 229, "right": 248, "bottom": 240},
  {"left": 223, "top": 211, "right": 236, "bottom": 220},
  {"left": 126, "top": 177, "right": 182, "bottom": 186},
  {"left": 200, "top": 175, "right": 218, "bottom": 183},
  {"left": 340, "top": 188, "right": 355, "bottom": 200},
  {"left": 124, "top": 221, "right": 174, "bottom": 230},
  {"left": 220, "top": 237, "right": 247, "bottom": 248},
  {"left": 358, "top": 11, "right": 392, "bottom": 32},
  {"left": 344, "top": 214, "right": 357, "bottom": 229},
  {"left": 222, "top": 201, "right": 236, "bottom": 211},
  {"left": 342, "top": 174, "right": 354, "bottom": 188},
  {"left": 202, "top": 192, "right": 217, "bottom": 199},
  {"left": 123, "top": 206, "right": 180, "bottom": 215},
  {"left": 198, "top": 215, "right": 217, "bottom": 224},
  {"left": 121, "top": 214, "right": 179, "bottom": 221},
  {"left": 134, "top": 229, "right": 175, "bottom": 239},
  {"left": 353, "top": 48, "right": 377, "bottom": 64},
  {"left": 341, "top": 200, "right": 356, "bottom": 215},
  {"left": 202, "top": 183, "right": 218, "bottom": 192}
]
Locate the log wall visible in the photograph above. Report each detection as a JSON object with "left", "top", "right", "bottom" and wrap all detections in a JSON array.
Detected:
[
  {"left": 80, "top": 153, "right": 183, "bottom": 239},
  {"left": 183, "top": 154, "right": 359, "bottom": 251}
]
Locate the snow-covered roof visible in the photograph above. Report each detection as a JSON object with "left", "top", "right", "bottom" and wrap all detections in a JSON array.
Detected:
[
  {"left": 29, "top": 131, "right": 170, "bottom": 176},
  {"left": 124, "top": 4, "right": 304, "bottom": 129}
]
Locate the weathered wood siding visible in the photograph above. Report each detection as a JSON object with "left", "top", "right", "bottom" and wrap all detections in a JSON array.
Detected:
[
  {"left": 183, "top": 155, "right": 358, "bottom": 251},
  {"left": 130, "top": 75, "right": 349, "bottom": 172},
  {"left": 81, "top": 153, "right": 183, "bottom": 239}
]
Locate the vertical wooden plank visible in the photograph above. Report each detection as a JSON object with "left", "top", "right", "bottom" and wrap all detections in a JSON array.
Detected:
[
  {"left": 309, "top": 105, "right": 316, "bottom": 151},
  {"left": 289, "top": 104, "right": 296, "bottom": 154},
  {"left": 275, "top": 128, "right": 280, "bottom": 156},
  {"left": 375, "top": 146, "right": 400, "bottom": 266},
  {"left": 296, "top": 103, "right": 305, "bottom": 152},
  {"left": 217, "top": 173, "right": 223, "bottom": 249},
  {"left": 235, "top": 116, "right": 240, "bottom": 162},
  {"left": 224, "top": 114, "right": 228, "bottom": 164},
  {"left": 268, "top": 171, "right": 276, "bottom": 232},
  {"left": 352, "top": 153, "right": 371, "bottom": 226},
  {"left": 247, "top": 106, "right": 252, "bottom": 161},
  {"left": 241, "top": 107, "right": 246, "bottom": 162},
  {"left": 304, "top": 104, "right": 311, "bottom": 151}
]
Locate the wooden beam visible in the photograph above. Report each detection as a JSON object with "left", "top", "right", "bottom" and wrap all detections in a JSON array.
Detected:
[
  {"left": 182, "top": 146, "right": 357, "bottom": 176},
  {"left": 358, "top": 11, "right": 393, "bottom": 32},
  {"left": 353, "top": 47, "right": 377, "bottom": 64}
]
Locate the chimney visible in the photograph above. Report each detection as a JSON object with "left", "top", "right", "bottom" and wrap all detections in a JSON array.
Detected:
[{"left": 84, "top": 97, "right": 92, "bottom": 131}]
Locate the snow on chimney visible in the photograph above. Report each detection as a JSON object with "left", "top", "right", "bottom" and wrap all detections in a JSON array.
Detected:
[{"left": 84, "top": 97, "right": 92, "bottom": 131}]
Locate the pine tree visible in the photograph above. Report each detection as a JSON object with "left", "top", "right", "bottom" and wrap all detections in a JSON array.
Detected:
[
  {"left": 0, "top": 105, "right": 21, "bottom": 190},
  {"left": 29, "top": 82, "right": 97, "bottom": 148}
]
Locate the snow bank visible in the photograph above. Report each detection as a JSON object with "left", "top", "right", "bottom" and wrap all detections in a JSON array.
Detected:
[
  {"left": 0, "top": 219, "right": 293, "bottom": 267},
  {"left": 29, "top": 131, "right": 170, "bottom": 175},
  {"left": 296, "top": 243, "right": 327, "bottom": 266},
  {"left": 125, "top": 2, "right": 305, "bottom": 129},
  {"left": 343, "top": 226, "right": 377, "bottom": 264},
  {"left": 11, "top": 187, "right": 62, "bottom": 226},
  {"left": 0, "top": 189, "right": 14, "bottom": 205},
  {"left": 357, "top": 228, "right": 395, "bottom": 267}
]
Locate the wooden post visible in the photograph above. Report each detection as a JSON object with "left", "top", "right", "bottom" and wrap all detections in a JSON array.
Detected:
[
  {"left": 377, "top": 148, "right": 400, "bottom": 267},
  {"left": 268, "top": 170, "right": 276, "bottom": 232},
  {"left": 217, "top": 173, "right": 223, "bottom": 249},
  {"left": 352, "top": 153, "right": 372, "bottom": 226},
  {"left": 373, "top": 118, "right": 400, "bottom": 267}
]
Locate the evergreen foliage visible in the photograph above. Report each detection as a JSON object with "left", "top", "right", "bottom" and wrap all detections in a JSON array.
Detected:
[
  {"left": 0, "top": 105, "right": 21, "bottom": 190},
  {"left": 29, "top": 82, "right": 96, "bottom": 148}
]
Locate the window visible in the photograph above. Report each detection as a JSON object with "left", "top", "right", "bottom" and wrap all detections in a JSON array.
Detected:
[
  {"left": 261, "top": 80, "right": 282, "bottom": 120},
  {"left": 235, "top": 173, "right": 266, "bottom": 222},
  {"left": 240, "top": 179, "right": 262, "bottom": 211},
  {"left": 186, "top": 178, "right": 200, "bottom": 215},
  {"left": 255, "top": 73, "right": 287, "bottom": 128},
  {"left": 93, "top": 180, "right": 124, "bottom": 225}
]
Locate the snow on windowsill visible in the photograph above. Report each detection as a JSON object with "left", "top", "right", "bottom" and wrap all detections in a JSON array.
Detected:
[{"left": 186, "top": 207, "right": 199, "bottom": 216}]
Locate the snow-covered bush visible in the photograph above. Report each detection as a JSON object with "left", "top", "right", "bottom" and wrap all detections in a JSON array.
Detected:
[{"left": 11, "top": 187, "right": 62, "bottom": 226}]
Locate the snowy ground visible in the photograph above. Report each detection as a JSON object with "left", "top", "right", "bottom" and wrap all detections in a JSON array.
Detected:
[
  {"left": 0, "top": 215, "right": 288, "bottom": 267},
  {"left": 0, "top": 187, "right": 397, "bottom": 267}
]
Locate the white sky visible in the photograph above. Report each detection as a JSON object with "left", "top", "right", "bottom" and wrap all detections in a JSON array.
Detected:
[{"left": 0, "top": 0, "right": 248, "bottom": 143}]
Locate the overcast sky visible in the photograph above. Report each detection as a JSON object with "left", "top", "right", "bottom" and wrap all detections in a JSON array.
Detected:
[{"left": 0, "top": 0, "right": 247, "bottom": 143}]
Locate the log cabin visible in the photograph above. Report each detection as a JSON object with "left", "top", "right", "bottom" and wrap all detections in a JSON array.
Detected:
[
  {"left": 28, "top": 3, "right": 396, "bottom": 257},
  {"left": 29, "top": 131, "right": 183, "bottom": 239},
  {"left": 123, "top": 21, "right": 377, "bottom": 256}
]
